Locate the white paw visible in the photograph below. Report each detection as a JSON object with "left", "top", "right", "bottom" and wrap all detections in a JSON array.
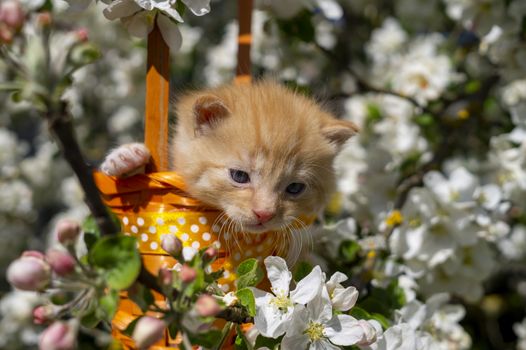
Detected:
[{"left": 100, "top": 143, "right": 151, "bottom": 177}]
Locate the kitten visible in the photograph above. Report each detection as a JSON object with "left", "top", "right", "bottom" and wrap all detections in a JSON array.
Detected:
[{"left": 101, "top": 81, "right": 357, "bottom": 235}]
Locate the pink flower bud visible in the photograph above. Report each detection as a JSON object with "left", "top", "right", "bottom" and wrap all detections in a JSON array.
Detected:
[
  {"left": 195, "top": 294, "right": 221, "bottom": 317},
  {"left": 161, "top": 235, "right": 182, "bottom": 256},
  {"left": 132, "top": 316, "right": 165, "bottom": 349},
  {"left": 36, "top": 12, "right": 52, "bottom": 27},
  {"left": 39, "top": 320, "right": 77, "bottom": 350},
  {"left": 7, "top": 253, "right": 51, "bottom": 291},
  {"left": 33, "top": 305, "right": 53, "bottom": 325},
  {"left": 0, "top": 0, "right": 24, "bottom": 29},
  {"left": 0, "top": 26, "right": 13, "bottom": 44},
  {"left": 75, "top": 28, "right": 88, "bottom": 42},
  {"left": 179, "top": 265, "right": 197, "bottom": 283},
  {"left": 22, "top": 250, "right": 46, "bottom": 259},
  {"left": 203, "top": 247, "right": 217, "bottom": 262},
  {"left": 158, "top": 268, "right": 173, "bottom": 286},
  {"left": 55, "top": 220, "right": 80, "bottom": 245},
  {"left": 46, "top": 249, "right": 76, "bottom": 276}
]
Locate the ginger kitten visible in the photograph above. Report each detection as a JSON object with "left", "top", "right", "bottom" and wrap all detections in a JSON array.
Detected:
[{"left": 101, "top": 81, "right": 358, "bottom": 236}]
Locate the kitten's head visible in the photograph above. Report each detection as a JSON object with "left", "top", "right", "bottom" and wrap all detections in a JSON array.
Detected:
[{"left": 172, "top": 81, "right": 357, "bottom": 234}]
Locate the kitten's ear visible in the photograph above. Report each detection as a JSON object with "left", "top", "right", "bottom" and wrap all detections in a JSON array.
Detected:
[
  {"left": 321, "top": 119, "right": 359, "bottom": 149},
  {"left": 193, "top": 95, "right": 230, "bottom": 135}
]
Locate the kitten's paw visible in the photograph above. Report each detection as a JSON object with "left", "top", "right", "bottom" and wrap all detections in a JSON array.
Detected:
[{"left": 100, "top": 143, "right": 151, "bottom": 177}]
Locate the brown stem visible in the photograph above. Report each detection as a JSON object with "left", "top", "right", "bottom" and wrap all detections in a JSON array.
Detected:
[{"left": 47, "top": 103, "right": 118, "bottom": 236}]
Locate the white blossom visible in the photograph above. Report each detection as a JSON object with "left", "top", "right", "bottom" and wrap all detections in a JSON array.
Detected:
[
  {"left": 252, "top": 256, "right": 323, "bottom": 338},
  {"left": 281, "top": 287, "right": 373, "bottom": 349}
]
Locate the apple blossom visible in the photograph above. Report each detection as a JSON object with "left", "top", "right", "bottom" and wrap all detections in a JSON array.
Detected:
[
  {"left": 46, "top": 249, "right": 76, "bottom": 276},
  {"left": 7, "top": 252, "right": 51, "bottom": 291},
  {"left": 132, "top": 316, "right": 165, "bottom": 349},
  {"left": 161, "top": 235, "right": 182, "bottom": 256},
  {"left": 55, "top": 220, "right": 80, "bottom": 245},
  {"left": 252, "top": 256, "right": 323, "bottom": 338},
  {"left": 39, "top": 320, "right": 78, "bottom": 350},
  {"left": 195, "top": 294, "right": 221, "bottom": 317}
]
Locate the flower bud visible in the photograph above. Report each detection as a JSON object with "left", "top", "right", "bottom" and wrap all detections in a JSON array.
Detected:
[
  {"left": 33, "top": 305, "right": 54, "bottom": 325},
  {"left": 55, "top": 220, "right": 80, "bottom": 245},
  {"left": 7, "top": 252, "right": 51, "bottom": 291},
  {"left": 158, "top": 268, "right": 173, "bottom": 286},
  {"left": 39, "top": 320, "right": 77, "bottom": 350},
  {"left": 132, "top": 316, "right": 165, "bottom": 349},
  {"left": 195, "top": 294, "right": 221, "bottom": 317},
  {"left": 75, "top": 28, "right": 88, "bottom": 42},
  {"left": 179, "top": 265, "right": 197, "bottom": 283},
  {"left": 0, "top": 1, "right": 24, "bottom": 29},
  {"left": 36, "top": 12, "right": 52, "bottom": 27},
  {"left": 46, "top": 249, "right": 76, "bottom": 276},
  {"left": 161, "top": 235, "right": 182, "bottom": 256},
  {"left": 202, "top": 246, "right": 217, "bottom": 262}
]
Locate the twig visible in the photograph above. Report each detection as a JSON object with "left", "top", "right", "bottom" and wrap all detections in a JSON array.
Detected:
[
  {"left": 213, "top": 321, "right": 234, "bottom": 350},
  {"left": 45, "top": 102, "right": 119, "bottom": 236}
]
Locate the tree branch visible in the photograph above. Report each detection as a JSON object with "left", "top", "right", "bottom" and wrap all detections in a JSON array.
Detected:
[{"left": 46, "top": 102, "right": 118, "bottom": 236}]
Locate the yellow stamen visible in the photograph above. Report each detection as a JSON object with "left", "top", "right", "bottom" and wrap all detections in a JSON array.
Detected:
[
  {"left": 270, "top": 292, "right": 292, "bottom": 311},
  {"left": 457, "top": 109, "right": 469, "bottom": 120},
  {"left": 305, "top": 321, "right": 325, "bottom": 342},
  {"left": 385, "top": 210, "right": 404, "bottom": 227}
]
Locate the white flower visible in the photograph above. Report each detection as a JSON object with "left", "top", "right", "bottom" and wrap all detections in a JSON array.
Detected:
[
  {"left": 325, "top": 272, "right": 358, "bottom": 312},
  {"left": 366, "top": 18, "right": 407, "bottom": 64},
  {"left": 281, "top": 287, "right": 370, "bottom": 349},
  {"left": 252, "top": 256, "right": 323, "bottom": 338}
]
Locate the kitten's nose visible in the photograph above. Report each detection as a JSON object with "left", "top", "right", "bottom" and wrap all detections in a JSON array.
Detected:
[{"left": 253, "top": 210, "right": 275, "bottom": 224}]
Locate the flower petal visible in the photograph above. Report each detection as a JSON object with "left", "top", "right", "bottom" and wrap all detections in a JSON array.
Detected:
[
  {"left": 310, "top": 339, "right": 340, "bottom": 350},
  {"left": 307, "top": 287, "right": 333, "bottom": 323},
  {"left": 331, "top": 286, "right": 358, "bottom": 311},
  {"left": 252, "top": 288, "right": 293, "bottom": 338},
  {"left": 265, "top": 256, "right": 291, "bottom": 296},
  {"left": 290, "top": 266, "right": 322, "bottom": 305},
  {"left": 157, "top": 14, "right": 183, "bottom": 52},
  {"left": 182, "top": 0, "right": 210, "bottom": 16},
  {"left": 325, "top": 314, "right": 364, "bottom": 346},
  {"left": 281, "top": 334, "right": 310, "bottom": 350},
  {"left": 121, "top": 11, "right": 152, "bottom": 38},
  {"left": 103, "top": 0, "right": 141, "bottom": 20}
]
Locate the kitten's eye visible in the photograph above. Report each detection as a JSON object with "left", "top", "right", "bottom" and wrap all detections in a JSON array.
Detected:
[
  {"left": 230, "top": 169, "right": 250, "bottom": 184},
  {"left": 285, "top": 182, "right": 306, "bottom": 195}
]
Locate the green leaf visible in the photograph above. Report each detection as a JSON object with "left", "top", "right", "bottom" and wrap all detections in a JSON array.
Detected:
[
  {"left": 167, "top": 322, "right": 179, "bottom": 339},
  {"left": 69, "top": 43, "right": 101, "bottom": 68},
  {"left": 255, "top": 334, "right": 283, "bottom": 349},
  {"left": 89, "top": 236, "right": 141, "bottom": 290},
  {"left": 415, "top": 114, "right": 434, "bottom": 127},
  {"left": 122, "top": 316, "right": 141, "bottom": 337},
  {"left": 366, "top": 103, "right": 382, "bottom": 126},
  {"left": 339, "top": 240, "right": 361, "bottom": 263},
  {"left": 236, "top": 259, "right": 263, "bottom": 289},
  {"left": 236, "top": 288, "right": 256, "bottom": 317},
  {"left": 293, "top": 261, "right": 313, "bottom": 282},
  {"left": 370, "top": 312, "right": 390, "bottom": 329},
  {"left": 98, "top": 289, "right": 119, "bottom": 321},
  {"left": 80, "top": 309, "right": 101, "bottom": 328},
  {"left": 235, "top": 334, "right": 248, "bottom": 350},
  {"left": 82, "top": 216, "right": 100, "bottom": 236},
  {"left": 83, "top": 232, "right": 98, "bottom": 252},
  {"left": 349, "top": 306, "right": 371, "bottom": 320},
  {"left": 128, "top": 284, "right": 155, "bottom": 313},
  {"left": 189, "top": 330, "right": 222, "bottom": 348}
]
